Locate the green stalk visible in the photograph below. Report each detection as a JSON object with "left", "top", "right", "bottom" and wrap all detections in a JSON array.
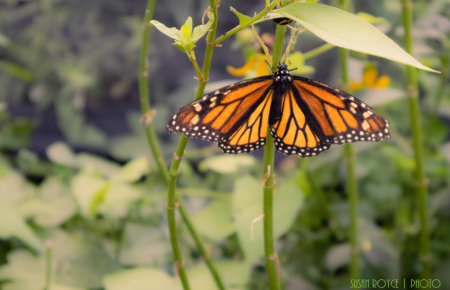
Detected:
[
  {"left": 402, "top": 0, "right": 431, "bottom": 284},
  {"left": 340, "top": 47, "right": 360, "bottom": 285},
  {"left": 138, "top": 0, "right": 225, "bottom": 289},
  {"left": 138, "top": 1, "right": 189, "bottom": 288},
  {"left": 303, "top": 43, "right": 334, "bottom": 61},
  {"left": 43, "top": 240, "right": 52, "bottom": 290},
  {"left": 165, "top": 0, "right": 226, "bottom": 289},
  {"left": 262, "top": 24, "right": 286, "bottom": 290},
  {"left": 338, "top": 0, "right": 360, "bottom": 284},
  {"left": 215, "top": 0, "right": 280, "bottom": 44},
  {"left": 139, "top": 0, "right": 169, "bottom": 184}
]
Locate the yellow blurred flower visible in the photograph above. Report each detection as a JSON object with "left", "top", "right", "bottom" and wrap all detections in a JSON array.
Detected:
[
  {"left": 226, "top": 53, "right": 271, "bottom": 77},
  {"left": 349, "top": 67, "right": 390, "bottom": 90}
]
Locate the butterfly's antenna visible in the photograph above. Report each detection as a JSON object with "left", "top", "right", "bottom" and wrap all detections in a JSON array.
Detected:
[
  {"left": 264, "top": 59, "right": 277, "bottom": 74},
  {"left": 268, "top": 47, "right": 282, "bottom": 66},
  {"left": 288, "top": 67, "right": 298, "bottom": 72}
]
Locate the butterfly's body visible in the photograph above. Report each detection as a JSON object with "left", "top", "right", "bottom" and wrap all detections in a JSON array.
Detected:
[{"left": 167, "top": 64, "right": 390, "bottom": 157}]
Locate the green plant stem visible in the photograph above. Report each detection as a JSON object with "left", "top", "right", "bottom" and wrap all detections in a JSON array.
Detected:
[
  {"left": 139, "top": 0, "right": 170, "bottom": 185},
  {"left": 165, "top": 0, "right": 226, "bottom": 289},
  {"left": 338, "top": 0, "right": 360, "bottom": 284},
  {"left": 138, "top": 1, "right": 225, "bottom": 289},
  {"left": 262, "top": 24, "right": 286, "bottom": 290},
  {"left": 215, "top": 0, "right": 280, "bottom": 44},
  {"left": 402, "top": 0, "right": 431, "bottom": 283},
  {"left": 43, "top": 240, "right": 52, "bottom": 290},
  {"left": 138, "top": 2, "right": 190, "bottom": 289},
  {"left": 187, "top": 51, "right": 204, "bottom": 81},
  {"left": 303, "top": 43, "right": 334, "bottom": 60}
]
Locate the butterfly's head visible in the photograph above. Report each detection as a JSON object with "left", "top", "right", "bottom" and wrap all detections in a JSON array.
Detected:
[{"left": 277, "top": 63, "right": 288, "bottom": 74}]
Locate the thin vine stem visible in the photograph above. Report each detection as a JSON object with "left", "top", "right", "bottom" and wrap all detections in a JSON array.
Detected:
[
  {"left": 43, "top": 240, "right": 52, "bottom": 290},
  {"left": 215, "top": 0, "right": 281, "bottom": 44},
  {"left": 262, "top": 24, "right": 286, "bottom": 290},
  {"left": 138, "top": 0, "right": 225, "bottom": 289},
  {"left": 139, "top": 0, "right": 169, "bottom": 184},
  {"left": 401, "top": 0, "right": 431, "bottom": 284},
  {"left": 303, "top": 43, "right": 334, "bottom": 60},
  {"left": 339, "top": 47, "right": 360, "bottom": 286},
  {"left": 165, "top": 0, "right": 227, "bottom": 289},
  {"left": 338, "top": 0, "right": 360, "bottom": 285}
]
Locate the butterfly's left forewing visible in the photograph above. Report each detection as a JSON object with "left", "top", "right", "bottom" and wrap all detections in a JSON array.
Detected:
[{"left": 167, "top": 77, "right": 274, "bottom": 153}]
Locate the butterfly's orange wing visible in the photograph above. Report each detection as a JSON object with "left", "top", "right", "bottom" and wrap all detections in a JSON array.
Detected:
[
  {"left": 167, "top": 77, "right": 274, "bottom": 154},
  {"left": 270, "top": 77, "right": 390, "bottom": 157}
]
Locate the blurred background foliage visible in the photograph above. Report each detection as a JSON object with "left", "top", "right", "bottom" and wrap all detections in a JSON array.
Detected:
[{"left": 0, "top": 0, "right": 450, "bottom": 289}]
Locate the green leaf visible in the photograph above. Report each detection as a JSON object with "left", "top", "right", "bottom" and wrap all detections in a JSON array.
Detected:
[
  {"left": 0, "top": 230, "right": 120, "bottom": 289},
  {"left": 71, "top": 173, "right": 107, "bottom": 218},
  {"left": 230, "top": 7, "right": 252, "bottom": 26},
  {"left": 97, "top": 182, "right": 142, "bottom": 219},
  {"left": 0, "top": 32, "right": 10, "bottom": 47},
  {"left": 199, "top": 155, "right": 256, "bottom": 174},
  {"left": 119, "top": 223, "right": 171, "bottom": 266},
  {"left": 77, "top": 153, "right": 121, "bottom": 178},
  {"left": 233, "top": 176, "right": 303, "bottom": 265},
  {"left": 1, "top": 282, "right": 85, "bottom": 290},
  {"left": 19, "top": 177, "right": 77, "bottom": 227},
  {"left": 325, "top": 243, "right": 350, "bottom": 273},
  {"left": 0, "top": 195, "right": 43, "bottom": 252},
  {"left": 287, "top": 52, "right": 315, "bottom": 75},
  {"left": 180, "top": 17, "right": 193, "bottom": 42},
  {"left": 277, "top": 3, "right": 438, "bottom": 72},
  {"left": 191, "top": 200, "right": 235, "bottom": 241},
  {"left": 46, "top": 142, "right": 77, "bottom": 167},
  {"left": 103, "top": 268, "right": 182, "bottom": 290},
  {"left": 0, "top": 250, "right": 87, "bottom": 290},
  {"left": 0, "top": 168, "right": 36, "bottom": 202},
  {"left": 151, "top": 13, "right": 213, "bottom": 54},
  {"left": 191, "top": 11, "right": 214, "bottom": 42},
  {"left": 187, "top": 261, "right": 251, "bottom": 290},
  {"left": 149, "top": 20, "right": 183, "bottom": 41},
  {"left": 112, "top": 157, "right": 150, "bottom": 183},
  {"left": 0, "top": 60, "right": 34, "bottom": 82},
  {"left": 356, "top": 12, "right": 387, "bottom": 25}
]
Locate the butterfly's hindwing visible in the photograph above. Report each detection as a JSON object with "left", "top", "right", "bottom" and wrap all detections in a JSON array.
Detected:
[
  {"left": 218, "top": 89, "right": 273, "bottom": 154},
  {"left": 270, "top": 89, "right": 331, "bottom": 157}
]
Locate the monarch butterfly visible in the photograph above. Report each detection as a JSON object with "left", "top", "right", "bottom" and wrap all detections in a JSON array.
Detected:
[{"left": 166, "top": 63, "right": 390, "bottom": 158}]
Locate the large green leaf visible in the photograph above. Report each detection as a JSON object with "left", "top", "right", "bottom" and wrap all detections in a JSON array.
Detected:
[
  {"left": 103, "top": 268, "right": 182, "bottom": 290},
  {"left": 119, "top": 223, "right": 171, "bottom": 267},
  {"left": 97, "top": 182, "right": 142, "bottom": 219},
  {"left": 0, "top": 194, "right": 43, "bottom": 252},
  {"left": 0, "top": 251, "right": 86, "bottom": 290},
  {"left": 191, "top": 200, "right": 235, "bottom": 241},
  {"left": 19, "top": 177, "right": 77, "bottom": 227},
  {"left": 233, "top": 176, "right": 303, "bottom": 265},
  {"left": 187, "top": 261, "right": 251, "bottom": 290},
  {"left": 0, "top": 230, "right": 120, "bottom": 289},
  {"left": 46, "top": 142, "right": 78, "bottom": 167},
  {"left": 199, "top": 155, "right": 256, "bottom": 174},
  {"left": 71, "top": 173, "right": 108, "bottom": 218},
  {"left": 277, "top": 3, "right": 437, "bottom": 72},
  {"left": 111, "top": 157, "right": 150, "bottom": 183}
]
